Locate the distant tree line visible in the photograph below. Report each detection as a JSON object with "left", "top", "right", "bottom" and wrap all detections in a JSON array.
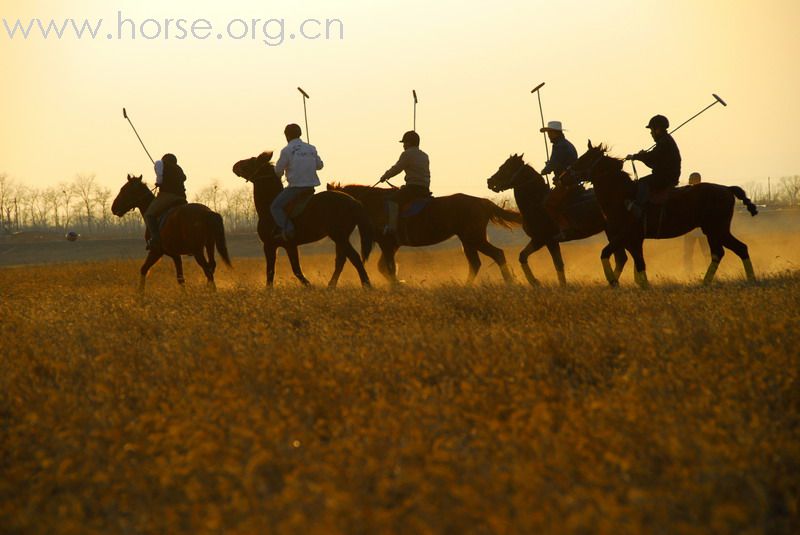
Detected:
[
  {"left": 1, "top": 172, "right": 799, "bottom": 236},
  {"left": 0, "top": 173, "right": 257, "bottom": 236}
]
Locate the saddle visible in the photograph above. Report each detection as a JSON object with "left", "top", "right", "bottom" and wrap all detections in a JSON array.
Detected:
[
  {"left": 157, "top": 201, "right": 188, "bottom": 230},
  {"left": 286, "top": 189, "right": 315, "bottom": 219},
  {"left": 401, "top": 197, "right": 433, "bottom": 218}
]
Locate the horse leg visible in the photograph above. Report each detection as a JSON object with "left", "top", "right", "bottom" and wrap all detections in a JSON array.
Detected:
[
  {"left": 286, "top": 245, "right": 311, "bottom": 286},
  {"left": 721, "top": 232, "right": 756, "bottom": 282},
  {"left": 628, "top": 239, "right": 649, "bottom": 289},
  {"left": 383, "top": 244, "right": 402, "bottom": 285},
  {"left": 545, "top": 241, "right": 567, "bottom": 287},
  {"left": 139, "top": 251, "right": 163, "bottom": 293},
  {"left": 340, "top": 239, "right": 372, "bottom": 288},
  {"left": 193, "top": 252, "right": 216, "bottom": 290},
  {"left": 328, "top": 242, "right": 348, "bottom": 288},
  {"left": 612, "top": 249, "right": 628, "bottom": 281},
  {"left": 518, "top": 240, "right": 545, "bottom": 287},
  {"left": 264, "top": 244, "right": 277, "bottom": 288},
  {"left": 475, "top": 239, "right": 513, "bottom": 284},
  {"left": 600, "top": 241, "right": 624, "bottom": 288},
  {"left": 702, "top": 232, "right": 725, "bottom": 286},
  {"left": 171, "top": 255, "right": 185, "bottom": 289},
  {"left": 463, "top": 244, "right": 482, "bottom": 284}
]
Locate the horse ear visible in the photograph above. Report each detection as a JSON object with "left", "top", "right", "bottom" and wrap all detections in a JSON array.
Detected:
[
  {"left": 587, "top": 139, "right": 593, "bottom": 150},
  {"left": 127, "top": 174, "right": 132, "bottom": 180},
  {"left": 135, "top": 175, "right": 143, "bottom": 181}
]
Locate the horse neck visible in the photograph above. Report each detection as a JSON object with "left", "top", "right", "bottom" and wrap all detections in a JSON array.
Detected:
[
  {"left": 136, "top": 189, "right": 155, "bottom": 218},
  {"left": 592, "top": 163, "right": 631, "bottom": 208},
  {"left": 253, "top": 179, "right": 281, "bottom": 215},
  {"left": 513, "top": 168, "right": 547, "bottom": 204}
]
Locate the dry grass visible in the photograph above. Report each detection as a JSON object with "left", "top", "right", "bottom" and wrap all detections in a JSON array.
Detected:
[{"left": 1, "top": 251, "right": 799, "bottom": 534}]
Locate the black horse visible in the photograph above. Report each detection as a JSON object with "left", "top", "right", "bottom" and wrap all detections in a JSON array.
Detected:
[
  {"left": 111, "top": 174, "right": 231, "bottom": 292},
  {"left": 569, "top": 142, "right": 758, "bottom": 288},
  {"left": 232, "top": 152, "right": 373, "bottom": 288},
  {"left": 487, "top": 154, "right": 627, "bottom": 286}
]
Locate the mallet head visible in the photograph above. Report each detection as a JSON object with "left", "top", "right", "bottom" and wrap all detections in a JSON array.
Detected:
[
  {"left": 531, "top": 82, "right": 545, "bottom": 93},
  {"left": 123, "top": 107, "right": 128, "bottom": 119},
  {"left": 413, "top": 90, "right": 418, "bottom": 104},
  {"left": 713, "top": 93, "right": 727, "bottom": 107},
  {"left": 297, "top": 87, "right": 310, "bottom": 99}
]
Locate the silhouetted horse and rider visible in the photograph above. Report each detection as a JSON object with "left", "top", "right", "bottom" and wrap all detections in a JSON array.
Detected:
[
  {"left": 329, "top": 130, "right": 522, "bottom": 284},
  {"left": 232, "top": 124, "right": 374, "bottom": 288},
  {"left": 111, "top": 155, "right": 231, "bottom": 292}
]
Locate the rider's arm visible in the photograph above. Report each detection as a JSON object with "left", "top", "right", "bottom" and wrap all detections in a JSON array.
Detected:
[
  {"left": 315, "top": 151, "right": 324, "bottom": 171},
  {"left": 380, "top": 152, "right": 407, "bottom": 182},
  {"left": 154, "top": 160, "right": 164, "bottom": 186},
  {"left": 274, "top": 146, "right": 291, "bottom": 177}
]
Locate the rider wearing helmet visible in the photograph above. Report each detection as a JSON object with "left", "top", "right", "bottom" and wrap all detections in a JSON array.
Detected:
[
  {"left": 144, "top": 153, "right": 187, "bottom": 250},
  {"left": 378, "top": 130, "right": 431, "bottom": 238},
  {"left": 625, "top": 114, "right": 682, "bottom": 216}
]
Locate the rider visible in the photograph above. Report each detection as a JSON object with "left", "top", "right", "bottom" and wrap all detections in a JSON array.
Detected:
[
  {"left": 271, "top": 123, "right": 323, "bottom": 241},
  {"left": 378, "top": 130, "right": 431, "bottom": 238},
  {"left": 144, "top": 153, "right": 187, "bottom": 250},
  {"left": 540, "top": 121, "right": 579, "bottom": 240},
  {"left": 625, "top": 114, "right": 682, "bottom": 217}
]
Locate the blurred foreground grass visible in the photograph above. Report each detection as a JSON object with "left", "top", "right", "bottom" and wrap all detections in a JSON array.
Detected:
[{"left": 1, "top": 256, "right": 798, "bottom": 534}]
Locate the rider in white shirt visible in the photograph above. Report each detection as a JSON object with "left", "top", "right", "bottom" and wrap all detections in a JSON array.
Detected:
[{"left": 270, "top": 124, "right": 323, "bottom": 240}]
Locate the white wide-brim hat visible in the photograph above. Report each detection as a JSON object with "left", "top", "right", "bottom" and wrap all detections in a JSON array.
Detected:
[{"left": 540, "top": 120, "right": 565, "bottom": 133}]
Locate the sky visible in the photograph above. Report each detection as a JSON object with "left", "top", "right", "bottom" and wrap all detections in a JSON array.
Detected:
[{"left": 1, "top": 0, "right": 799, "bottom": 198}]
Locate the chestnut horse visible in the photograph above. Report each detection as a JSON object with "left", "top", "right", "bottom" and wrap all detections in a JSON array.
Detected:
[
  {"left": 327, "top": 184, "right": 522, "bottom": 285},
  {"left": 232, "top": 153, "right": 373, "bottom": 288},
  {"left": 569, "top": 142, "right": 758, "bottom": 288},
  {"left": 111, "top": 174, "right": 231, "bottom": 291},
  {"left": 487, "top": 154, "right": 628, "bottom": 286}
]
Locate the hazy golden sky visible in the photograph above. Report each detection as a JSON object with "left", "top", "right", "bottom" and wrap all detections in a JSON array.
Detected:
[{"left": 1, "top": 0, "right": 798, "bottom": 197}]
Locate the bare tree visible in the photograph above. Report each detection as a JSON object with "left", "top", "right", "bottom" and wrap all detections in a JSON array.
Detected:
[
  {"left": 72, "top": 174, "right": 97, "bottom": 230},
  {"left": 0, "top": 173, "right": 12, "bottom": 233},
  {"left": 94, "top": 186, "right": 113, "bottom": 230},
  {"left": 780, "top": 175, "right": 800, "bottom": 206}
]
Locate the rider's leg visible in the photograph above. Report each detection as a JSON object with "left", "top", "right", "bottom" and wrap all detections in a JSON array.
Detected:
[{"left": 270, "top": 187, "right": 302, "bottom": 240}]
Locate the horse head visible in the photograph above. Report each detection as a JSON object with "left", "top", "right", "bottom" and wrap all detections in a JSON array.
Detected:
[
  {"left": 487, "top": 154, "right": 545, "bottom": 193},
  {"left": 232, "top": 152, "right": 276, "bottom": 184},
  {"left": 111, "top": 174, "right": 149, "bottom": 216},
  {"left": 568, "top": 141, "right": 625, "bottom": 185}
]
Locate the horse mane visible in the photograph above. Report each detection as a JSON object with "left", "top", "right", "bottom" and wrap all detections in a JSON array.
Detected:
[{"left": 593, "top": 143, "right": 632, "bottom": 182}]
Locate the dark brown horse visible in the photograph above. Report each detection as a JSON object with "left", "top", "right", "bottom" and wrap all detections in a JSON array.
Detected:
[
  {"left": 327, "top": 184, "right": 521, "bottom": 284},
  {"left": 111, "top": 174, "right": 231, "bottom": 291},
  {"left": 569, "top": 142, "right": 758, "bottom": 288},
  {"left": 232, "top": 153, "right": 373, "bottom": 288},
  {"left": 487, "top": 154, "right": 628, "bottom": 286}
]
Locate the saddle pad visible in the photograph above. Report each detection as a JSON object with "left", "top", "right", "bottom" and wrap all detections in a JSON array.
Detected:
[
  {"left": 401, "top": 198, "right": 432, "bottom": 218},
  {"left": 157, "top": 202, "right": 186, "bottom": 230}
]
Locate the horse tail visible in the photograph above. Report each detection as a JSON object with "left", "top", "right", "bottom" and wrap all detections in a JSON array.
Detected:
[
  {"left": 486, "top": 200, "right": 523, "bottom": 228},
  {"left": 729, "top": 186, "right": 759, "bottom": 217},
  {"left": 355, "top": 203, "right": 375, "bottom": 262},
  {"left": 209, "top": 212, "right": 233, "bottom": 267}
]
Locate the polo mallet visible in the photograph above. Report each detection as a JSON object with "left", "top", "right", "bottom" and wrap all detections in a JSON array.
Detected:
[
  {"left": 298, "top": 87, "right": 310, "bottom": 143},
  {"left": 412, "top": 90, "right": 418, "bottom": 131},
  {"left": 122, "top": 107, "right": 154, "bottom": 164},
  {"left": 645, "top": 93, "right": 727, "bottom": 151},
  {"left": 531, "top": 83, "right": 549, "bottom": 163},
  {"left": 531, "top": 82, "right": 550, "bottom": 186}
]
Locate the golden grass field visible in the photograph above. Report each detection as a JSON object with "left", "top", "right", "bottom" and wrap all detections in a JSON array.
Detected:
[{"left": 1, "top": 232, "right": 799, "bottom": 534}]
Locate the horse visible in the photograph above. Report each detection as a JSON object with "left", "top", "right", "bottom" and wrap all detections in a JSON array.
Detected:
[
  {"left": 487, "top": 154, "right": 628, "bottom": 286},
  {"left": 232, "top": 152, "right": 373, "bottom": 288},
  {"left": 111, "top": 174, "right": 231, "bottom": 292},
  {"left": 327, "top": 183, "right": 521, "bottom": 285},
  {"left": 569, "top": 142, "right": 758, "bottom": 288}
]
